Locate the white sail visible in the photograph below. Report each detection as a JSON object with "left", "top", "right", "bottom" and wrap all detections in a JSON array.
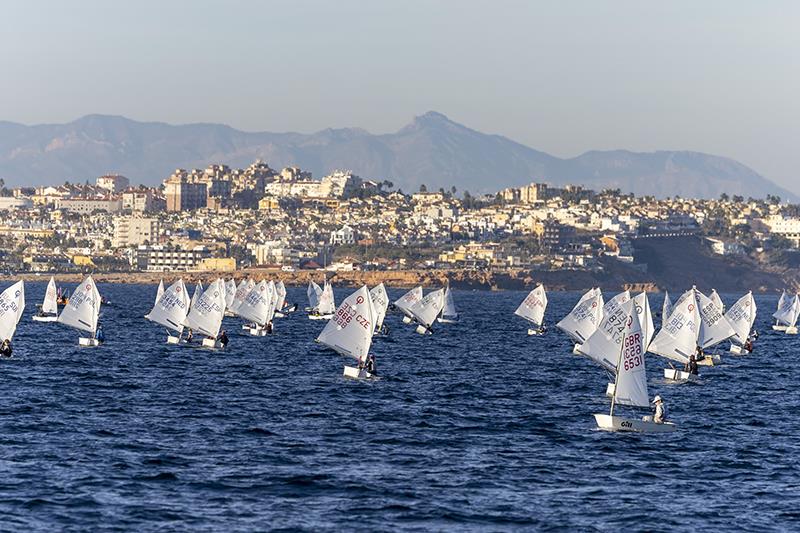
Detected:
[
  {"left": 603, "top": 290, "right": 631, "bottom": 318},
  {"left": 409, "top": 288, "right": 445, "bottom": 328},
  {"left": 556, "top": 288, "right": 603, "bottom": 344},
  {"left": 695, "top": 289, "right": 736, "bottom": 349},
  {"left": 773, "top": 290, "right": 795, "bottom": 326},
  {"left": 577, "top": 299, "right": 633, "bottom": 373},
  {"left": 725, "top": 292, "right": 757, "bottom": 344},
  {"left": 155, "top": 279, "right": 165, "bottom": 306},
  {"left": 190, "top": 282, "right": 203, "bottom": 309},
  {"left": 648, "top": 288, "right": 699, "bottom": 364},
  {"left": 274, "top": 280, "right": 287, "bottom": 312},
  {"left": 308, "top": 281, "right": 323, "bottom": 309},
  {"left": 514, "top": 284, "right": 548, "bottom": 327},
  {"left": 613, "top": 302, "right": 649, "bottom": 408},
  {"left": 442, "top": 286, "right": 457, "bottom": 319},
  {"left": 369, "top": 283, "right": 389, "bottom": 330},
  {"left": 224, "top": 279, "right": 236, "bottom": 308},
  {"left": 394, "top": 286, "right": 423, "bottom": 317},
  {"left": 229, "top": 279, "right": 254, "bottom": 316},
  {"left": 183, "top": 279, "right": 226, "bottom": 338},
  {"left": 0, "top": 281, "right": 25, "bottom": 341},
  {"left": 661, "top": 290, "right": 672, "bottom": 328},
  {"left": 788, "top": 294, "right": 800, "bottom": 328},
  {"left": 145, "top": 279, "right": 190, "bottom": 334},
  {"left": 316, "top": 285, "right": 375, "bottom": 361},
  {"left": 237, "top": 280, "right": 273, "bottom": 326},
  {"left": 42, "top": 276, "right": 58, "bottom": 315},
  {"left": 318, "top": 282, "right": 336, "bottom": 315},
  {"left": 633, "top": 292, "right": 655, "bottom": 348},
  {"left": 58, "top": 276, "right": 100, "bottom": 335},
  {"left": 710, "top": 289, "right": 724, "bottom": 313}
]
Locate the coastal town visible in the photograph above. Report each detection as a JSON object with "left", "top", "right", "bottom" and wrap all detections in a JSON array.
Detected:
[{"left": 0, "top": 159, "right": 798, "bottom": 288}]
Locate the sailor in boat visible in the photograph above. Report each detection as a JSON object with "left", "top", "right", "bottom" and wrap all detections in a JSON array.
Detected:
[
  {"left": 652, "top": 396, "right": 667, "bottom": 424},
  {"left": 95, "top": 326, "right": 105, "bottom": 345},
  {"left": 743, "top": 336, "right": 754, "bottom": 353},
  {"left": 366, "top": 354, "right": 377, "bottom": 376},
  {"left": 684, "top": 351, "right": 699, "bottom": 375},
  {"left": 0, "top": 339, "right": 11, "bottom": 358},
  {"left": 218, "top": 330, "right": 229, "bottom": 349},
  {"left": 35, "top": 304, "right": 46, "bottom": 318},
  {"left": 186, "top": 329, "right": 194, "bottom": 343},
  {"left": 537, "top": 323, "right": 548, "bottom": 335},
  {"left": 266, "top": 321, "right": 274, "bottom": 334}
]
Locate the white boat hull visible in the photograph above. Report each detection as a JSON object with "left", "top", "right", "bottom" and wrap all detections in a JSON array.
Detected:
[
  {"left": 572, "top": 344, "right": 582, "bottom": 355},
  {"left": 248, "top": 327, "right": 268, "bottom": 336},
  {"left": 664, "top": 368, "right": 699, "bottom": 382},
  {"left": 79, "top": 337, "right": 100, "bottom": 347},
  {"left": 274, "top": 311, "right": 286, "bottom": 318},
  {"left": 527, "top": 328, "right": 544, "bottom": 336},
  {"left": 308, "top": 314, "right": 333, "bottom": 321},
  {"left": 606, "top": 383, "right": 615, "bottom": 397},
  {"left": 202, "top": 338, "right": 222, "bottom": 349},
  {"left": 697, "top": 353, "right": 722, "bottom": 366},
  {"left": 773, "top": 325, "right": 788, "bottom": 331},
  {"left": 166, "top": 335, "right": 181, "bottom": 345},
  {"left": 729, "top": 344, "right": 750, "bottom": 355},
  {"left": 415, "top": 324, "right": 432, "bottom": 335},
  {"left": 32, "top": 315, "right": 58, "bottom": 323},
  {"left": 402, "top": 316, "right": 412, "bottom": 324},
  {"left": 343, "top": 365, "right": 374, "bottom": 380},
  {"left": 786, "top": 326, "right": 798, "bottom": 335},
  {"left": 437, "top": 317, "right": 458, "bottom": 324},
  {"left": 594, "top": 414, "right": 677, "bottom": 433}
]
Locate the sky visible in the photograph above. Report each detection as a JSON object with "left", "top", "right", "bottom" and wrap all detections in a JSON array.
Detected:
[{"left": 1, "top": 0, "right": 798, "bottom": 192}]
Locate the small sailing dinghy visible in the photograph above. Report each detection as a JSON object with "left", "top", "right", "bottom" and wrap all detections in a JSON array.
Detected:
[
  {"left": 223, "top": 279, "right": 237, "bottom": 315},
  {"left": 557, "top": 288, "right": 603, "bottom": 353},
  {"left": 408, "top": 288, "right": 445, "bottom": 335},
  {"left": 661, "top": 290, "right": 672, "bottom": 328},
  {"left": 33, "top": 276, "right": 59, "bottom": 322},
  {"left": 370, "top": 283, "right": 390, "bottom": 336},
  {"left": 726, "top": 291, "right": 757, "bottom": 354},
  {"left": 514, "top": 284, "right": 548, "bottom": 335},
  {"left": 773, "top": 292, "right": 800, "bottom": 335},
  {"left": 695, "top": 288, "right": 736, "bottom": 365},
  {"left": 57, "top": 276, "right": 102, "bottom": 347},
  {"left": 437, "top": 285, "right": 459, "bottom": 324},
  {"left": 231, "top": 279, "right": 255, "bottom": 325},
  {"left": 648, "top": 288, "right": 700, "bottom": 382},
  {"left": 309, "top": 281, "right": 335, "bottom": 320},
  {"left": 145, "top": 279, "right": 190, "bottom": 344},
  {"left": 315, "top": 285, "right": 378, "bottom": 380},
  {"left": 273, "top": 281, "right": 290, "bottom": 317},
  {"left": 603, "top": 293, "right": 655, "bottom": 397},
  {"left": 394, "top": 286, "right": 423, "bottom": 324},
  {"left": 772, "top": 290, "right": 792, "bottom": 331},
  {"left": 594, "top": 302, "right": 676, "bottom": 433},
  {"left": 183, "top": 279, "right": 227, "bottom": 348},
  {"left": 306, "top": 281, "right": 323, "bottom": 312},
  {"left": 0, "top": 281, "right": 25, "bottom": 350},
  {"left": 237, "top": 280, "right": 276, "bottom": 336}
]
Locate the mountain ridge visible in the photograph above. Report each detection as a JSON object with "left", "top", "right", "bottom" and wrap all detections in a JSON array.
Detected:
[{"left": 0, "top": 112, "right": 792, "bottom": 200}]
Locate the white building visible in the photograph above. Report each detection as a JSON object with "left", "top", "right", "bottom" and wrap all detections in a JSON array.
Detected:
[
  {"left": 330, "top": 225, "right": 356, "bottom": 245},
  {"left": 113, "top": 217, "right": 161, "bottom": 247},
  {"left": 96, "top": 175, "right": 130, "bottom": 194}
]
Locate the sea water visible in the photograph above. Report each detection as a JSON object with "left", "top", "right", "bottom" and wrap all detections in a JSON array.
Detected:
[{"left": 0, "top": 283, "right": 797, "bottom": 531}]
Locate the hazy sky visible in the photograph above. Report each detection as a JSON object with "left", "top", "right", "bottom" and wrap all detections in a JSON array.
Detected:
[{"left": 1, "top": 0, "right": 798, "bottom": 192}]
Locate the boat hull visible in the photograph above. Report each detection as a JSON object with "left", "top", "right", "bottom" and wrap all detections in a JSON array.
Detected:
[
  {"left": 402, "top": 316, "right": 412, "bottom": 324},
  {"left": 202, "top": 338, "right": 222, "bottom": 349},
  {"left": 437, "top": 317, "right": 458, "bottom": 324},
  {"left": 786, "top": 326, "right": 798, "bottom": 335},
  {"left": 166, "top": 335, "right": 181, "bottom": 345},
  {"left": 773, "top": 325, "right": 788, "bottom": 331},
  {"left": 697, "top": 353, "right": 722, "bottom": 366},
  {"left": 32, "top": 315, "right": 58, "bottom": 323},
  {"left": 664, "top": 368, "right": 700, "bottom": 382},
  {"left": 594, "top": 414, "right": 677, "bottom": 433},
  {"left": 308, "top": 314, "right": 333, "bottom": 321},
  {"left": 572, "top": 344, "right": 582, "bottom": 355},
  {"left": 415, "top": 324, "right": 432, "bottom": 335},
  {"left": 343, "top": 365, "right": 374, "bottom": 380},
  {"left": 248, "top": 327, "right": 268, "bottom": 336},
  {"left": 79, "top": 337, "right": 100, "bottom": 347},
  {"left": 729, "top": 344, "right": 750, "bottom": 355}
]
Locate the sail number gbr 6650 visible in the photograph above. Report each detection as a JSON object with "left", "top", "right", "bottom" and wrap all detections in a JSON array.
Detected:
[{"left": 622, "top": 332, "right": 642, "bottom": 371}]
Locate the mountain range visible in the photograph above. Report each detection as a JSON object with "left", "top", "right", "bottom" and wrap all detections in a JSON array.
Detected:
[{"left": 0, "top": 112, "right": 792, "bottom": 200}]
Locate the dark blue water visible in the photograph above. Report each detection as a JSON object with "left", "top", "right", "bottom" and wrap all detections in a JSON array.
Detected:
[{"left": 1, "top": 282, "right": 798, "bottom": 531}]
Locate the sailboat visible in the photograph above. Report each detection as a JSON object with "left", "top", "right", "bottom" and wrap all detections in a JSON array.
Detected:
[
  {"left": 775, "top": 293, "right": 800, "bottom": 335},
  {"left": 599, "top": 292, "right": 654, "bottom": 397},
  {"left": 772, "top": 290, "right": 796, "bottom": 332},
  {"left": 306, "top": 281, "right": 323, "bottom": 312},
  {"left": 408, "top": 288, "right": 445, "bottom": 335},
  {"left": 726, "top": 292, "right": 757, "bottom": 354},
  {"left": 772, "top": 290, "right": 793, "bottom": 331},
  {"left": 0, "top": 281, "right": 25, "bottom": 347},
  {"left": 156, "top": 279, "right": 165, "bottom": 304},
  {"left": 238, "top": 280, "right": 276, "bottom": 336},
  {"left": 556, "top": 288, "right": 603, "bottom": 353},
  {"left": 33, "top": 276, "right": 59, "bottom": 322},
  {"left": 661, "top": 290, "right": 672, "bottom": 328},
  {"left": 57, "top": 275, "right": 102, "bottom": 346},
  {"left": 594, "top": 300, "right": 676, "bottom": 433},
  {"left": 190, "top": 282, "right": 203, "bottom": 309},
  {"left": 223, "top": 279, "right": 236, "bottom": 315},
  {"left": 514, "top": 284, "right": 548, "bottom": 335},
  {"left": 695, "top": 288, "right": 736, "bottom": 365},
  {"left": 315, "top": 285, "right": 378, "bottom": 380},
  {"left": 648, "top": 288, "right": 700, "bottom": 382},
  {"left": 394, "top": 286, "right": 423, "bottom": 324},
  {"left": 438, "top": 285, "right": 459, "bottom": 324},
  {"left": 309, "top": 281, "right": 335, "bottom": 320},
  {"left": 231, "top": 279, "right": 255, "bottom": 326},
  {"left": 273, "top": 281, "right": 294, "bottom": 317},
  {"left": 145, "top": 279, "right": 190, "bottom": 344},
  {"left": 183, "top": 279, "right": 227, "bottom": 348},
  {"left": 370, "top": 283, "right": 390, "bottom": 336}
]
